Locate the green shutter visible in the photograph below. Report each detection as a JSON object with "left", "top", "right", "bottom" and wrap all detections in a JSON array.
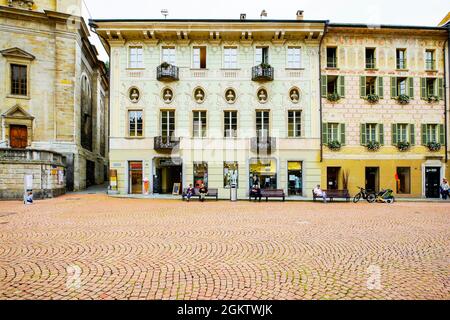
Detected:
[
  {"left": 409, "top": 124, "right": 415, "bottom": 145},
  {"left": 391, "top": 77, "right": 397, "bottom": 98},
  {"left": 421, "top": 124, "right": 428, "bottom": 145},
  {"left": 322, "top": 122, "right": 328, "bottom": 144},
  {"left": 439, "top": 124, "right": 445, "bottom": 145},
  {"left": 377, "top": 77, "right": 384, "bottom": 98},
  {"left": 360, "top": 123, "right": 367, "bottom": 145},
  {"left": 438, "top": 78, "right": 444, "bottom": 100},
  {"left": 321, "top": 75, "right": 327, "bottom": 98},
  {"left": 340, "top": 123, "right": 346, "bottom": 145},
  {"left": 408, "top": 77, "right": 414, "bottom": 99},
  {"left": 392, "top": 124, "right": 398, "bottom": 145},
  {"left": 360, "top": 76, "right": 366, "bottom": 98},
  {"left": 338, "top": 76, "right": 345, "bottom": 97},
  {"left": 420, "top": 78, "right": 427, "bottom": 100},
  {"left": 378, "top": 124, "right": 384, "bottom": 145}
]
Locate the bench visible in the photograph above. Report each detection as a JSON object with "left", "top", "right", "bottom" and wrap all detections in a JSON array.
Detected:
[
  {"left": 250, "top": 189, "right": 285, "bottom": 201},
  {"left": 312, "top": 189, "right": 350, "bottom": 202},
  {"left": 182, "top": 188, "right": 219, "bottom": 201}
]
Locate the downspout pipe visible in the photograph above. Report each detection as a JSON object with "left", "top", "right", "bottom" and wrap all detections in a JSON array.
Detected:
[
  {"left": 319, "top": 21, "right": 329, "bottom": 162},
  {"left": 445, "top": 25, "right": 450, "bottom": 164}
]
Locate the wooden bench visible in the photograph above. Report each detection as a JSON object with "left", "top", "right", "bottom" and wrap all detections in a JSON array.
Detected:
[
  {"left": 249, "top": 189, "right": 285, "bottom": 201},
  {"left": 182, "top": 188, "right": 219, "bottom": 201},
  {"left": 312, "top": 189, "right": 350, "bottom": 202}
]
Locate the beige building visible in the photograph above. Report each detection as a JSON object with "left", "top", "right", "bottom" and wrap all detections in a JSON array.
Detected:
[
  {"left": 0, "top": 0, "right": 109, "bottom": 198},
  {"left": 91, "top": 15, "right": 326, "bottom": 198}
]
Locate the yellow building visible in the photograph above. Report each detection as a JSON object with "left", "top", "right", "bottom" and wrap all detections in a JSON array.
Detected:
[{"left": 320, "top": 24, "right": 448, "bottom": 198}]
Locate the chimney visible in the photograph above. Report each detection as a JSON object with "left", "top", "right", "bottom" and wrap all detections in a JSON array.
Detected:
[{"left": 296, "top": 10, "right": 304, "bottom": 20}]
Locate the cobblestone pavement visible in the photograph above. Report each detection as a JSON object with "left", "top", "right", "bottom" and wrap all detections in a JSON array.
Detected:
[{"left": 0, "top": 195, "right": 449, "bottom": 300}]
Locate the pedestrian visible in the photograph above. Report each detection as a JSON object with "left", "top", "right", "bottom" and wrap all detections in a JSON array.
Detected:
[
  {"left": 199, "top": 183, "right": 208, "bottom": 202},
  {"left": 25, "top": 191, "right": 33, "bottom": 205},
  {"left": 440, "top": 178, "right": 449, "bottom": 200},
  {"left": 186, "top": 184, "right": 195, "bottom": 202},
  {"left": 313, "top": 184, "right": 327, "bottom": 203}
]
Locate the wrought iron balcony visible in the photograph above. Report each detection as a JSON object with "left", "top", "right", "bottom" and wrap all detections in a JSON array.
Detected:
[
  {"left": 251, "top": 64, "right": 274, "bottom": 81},
  {"left": 156, "top": 63, "right": 179, "bottom": 81},
  {"left": 154, "top": 136, "right": 180, "bottom": 151},
  {"left": 250, "top": 136, "right": 276, "bottom": 153}
]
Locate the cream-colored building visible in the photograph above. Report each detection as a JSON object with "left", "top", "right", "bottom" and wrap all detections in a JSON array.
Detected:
[
  {"left": 0, "top": 0, "right": 109, "bottom": 198},
  {"left": 91, "top": 15, "right": 326, "bottom": 198}
]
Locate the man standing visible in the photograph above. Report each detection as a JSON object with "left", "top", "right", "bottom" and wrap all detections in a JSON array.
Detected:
[{"left": 313, "top": 185, "right": 327, "bottom": 203}]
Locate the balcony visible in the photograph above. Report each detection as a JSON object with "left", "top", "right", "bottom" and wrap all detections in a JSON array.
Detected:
[
  {"left": 250, "top": 136, "right": 276, "bottom": 154},
  {"left": 154, "top": 136, "right": 180, "bottom": 151},
  {"left": 156, "top": 63, "right": 179, "bottom": 81},
  {"left": 251, "top": 64, "right": 274, "bottom": 81}
]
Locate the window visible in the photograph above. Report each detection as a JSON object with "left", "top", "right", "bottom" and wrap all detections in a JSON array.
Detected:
[
  {"left": 287, "top": 110, "right": 301, "bottom": 137},
  {"left": 223, "top": 47, "right": 238, "bottom": 69},
  {"left": 129, "top": 46, "right": 143, "bottom": 68},
  {"left": 128, "top": 161, "right": 143, "bottom": 194},
  {"left": 193, "top": 111, "right": 207, "bottom": 138},
  {"left": 361, "top": 123, "right": 384, "bottom": 145},
  {"left": 326, "top": 47, "right": 337, "bottom": 68},
  {"left": 321, "top": 75, "right": 345, "bottom": 97},
  {"left": 322, "top": 123, "right": 345, "bottom": 145},
  {"left": 360, "top": 76, "right": 383, "bottom": 97},
  {"left": 193, "top": 47, "right": 207, "bottom": 69},
  {"left": 162, "top": 47, "right": 176, "bottom": 65},
  {"left": 249, "top": 158, "right": 277, "bottom": 190},
  {"left": 287, "top": 47, "right": 301, "bottom": 68},
  {"left": 10, "top": 64, "right": 27, "bottom": 96},
  {"left": 128, "top": 110, "right": 143, "bottom": 137},
  {"left": 422, "top": 124, "right": 444, "bottom": 145},
  {"left": 396, "top": 167, "right": 411, "bottom": 194},
  {"left": 365, "top": 48, "right": 376, "bottom": 69},
  {"left": 425, "top": 50, "right": 435, "bottom": 70},
  {"left": 392, "top": 124, "right": 415, "bottom": 145},
  {"left": 256, "top": 110, "right": 270, "bottom": 137},
  {"left": 288, "top": 161, "right": 302, "bottom": 196},
  {"left": 255, "top": 47, "right": 269, "bottom": 65},
  {"left": 161, "top": 110, "right": 175, "bottom": 137},
  {"left": 391, "top": 77, "right": 414, "bottom": 98},
  {"left": 224, "top": 111, "right": 237, "bottom": 138},
  {"left": 193, "top": 162, "right": 208, "bottom": 187},
  {"left": 396, "top": 49, "right": 407, "bottom": 69},
  {"left": 224, "top": 162, "right": 238, "bottom": 188},
  {"left": 421, "top": 78, "right": 444, "bottom": 100}
]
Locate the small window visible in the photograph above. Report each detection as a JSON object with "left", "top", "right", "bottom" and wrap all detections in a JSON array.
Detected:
[
  {"left": 396, "top": 49, "right": 407, "bottom": 69},
  {"left": 287, "top": 47, "right": 301, "bottom": 68},
  {"left": 365, "top": 76, "right": 377, "bottom": 95},
  {"left": 426, "top": 78, "right": 437, "bottom": 96},
  {"left": 366, "top": 123, "right": 378, "bottom": 142},
  {"left": 162, "top": 47, "right": 176, "bottom": 65},
  {"left": 128, "top": 110, "right": 143, "bottom": 137},
  {"left": 323, "top": 123, "right": 345, "bottom": 145},
  {"left": 193, "top": 111, "right": 207, "bottom": 138},
  {"left": 10, "top": 64, "right": 27, "bottom": 96},
  {"left": 223, "top": 47, "right": 238, "bottom": 69},
  {"left": 193, "top": 47, "right": 207, "bottom": 69},
  {"left": 365, "top": 48, "right": 376, "bottom": 69},
  {"left": 161, "top": 110, "right": 175, "bottom": 137},
  {"left": 129, "top": 46, "right": 143, "bottom": 68},
  {"left": 397, "top": 77, "right": 408, "bottom": 95},
  {"left": 423, "top": 124, "right": 442, "bottom": 144},
  {"left": 287, "top": 110, "right": 301, "bottom": 137},
  {"left": 224, "top": 111, "right": 237, "bottom": 138},
  {"left": 255, "top": 47, "right": 269, "bottom": 65},
  {"left": 396, "top": 167, "right": 411, "bottom": 194},
  {"left": 224, "top": 162, "right": 238, "bottom": 188},
  {"left": 326, "top": 47, "right": 337, "bottom": 68},
  {"left": 425, "top": 50, "right": 435, "bottom": 70}
]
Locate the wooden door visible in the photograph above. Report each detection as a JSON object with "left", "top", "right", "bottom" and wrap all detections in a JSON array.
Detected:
[{"left": 10, "top": 125, "right": 27, "bottom": 149}]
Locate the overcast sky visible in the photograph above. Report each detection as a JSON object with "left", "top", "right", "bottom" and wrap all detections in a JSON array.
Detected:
[{"left": 82, "top": 0, "right": 450, "bottom": 62}]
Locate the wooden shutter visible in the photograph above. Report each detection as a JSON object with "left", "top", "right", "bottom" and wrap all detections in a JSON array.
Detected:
[
  {"left": 378, "top": 124, "right": 384, "bottom": 145},
  {"left": 340, "top": 123, "right": 346, "bottom": 145},
  {"left": 391, "top": 77, "right": 397, "bottom": 98},
  {"left": 438, "top": 78, "right": 444, "bottom": 100},
  {"left": 322, "top": 123, "right": 328, "bottom": 145},
  {"left": 408, "top": 77, "right": 414, "bottom": 98},
  {"left": 377, "top": 77, "right": 384, "bottom": 98},
  {"left": 420, "top": 78, "right": 427, "bottom": 100},
  {"left": 338, "top": 76, "right": 345, "bottom": 97},
  {"left": 392, "top": 124, "right": 398, "bottom": 145},
  {"left": 421, "top": 124, "right": 428, "bottom": 145},
  {"left": 321, "top": 75, "right": 327, "bottom": 98},
  {"left": 193, "top": 48, "right": 200, "bottom": 68},
  {"left": 439, "top": 124, "right": 445, "bottom": 144},
  {"left": 409, "top": 124, "right": 415, "bottom": 145},
  {"left": 360, "top": 124, "right": 367, "bottom": 145},
  {"left": 360, "top": 76, "right": 366, "bottom": 98}
]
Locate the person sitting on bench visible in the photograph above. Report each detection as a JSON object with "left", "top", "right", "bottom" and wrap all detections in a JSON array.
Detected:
[
  {"left": 250, "top": 184, "right": 261, "bottom": 201},
  {"left": 186, "top": 184, "right": 195, "bottom": 202},
  {"left": 313, "top": 185, "right": 327, "bottom": 203},
  {"left": 199, "top": 184, "right": 208, "bottom": 202}
]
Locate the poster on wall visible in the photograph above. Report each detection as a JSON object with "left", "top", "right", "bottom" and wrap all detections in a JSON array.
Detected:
[
  {"left": 172, "top": 183, "right": 181, "bottom": 195},
  {"left": 57, "top": 170, "right": 64, "bottom": 185},
  {"left": 110, "top": 169, "right": 118, "bottom": 190}
]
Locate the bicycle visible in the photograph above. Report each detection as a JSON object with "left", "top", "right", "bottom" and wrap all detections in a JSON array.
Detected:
[{"left": 353, "top": 187, "right": 376, "bottom": 203}]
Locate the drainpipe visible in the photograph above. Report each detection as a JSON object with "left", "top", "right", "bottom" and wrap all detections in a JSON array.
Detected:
[
  {"left": 319, "top": 21, "right": 329, "bottom": 162},
  {"left": 444, "top": 25, "right": 450, "bottom": 164}
]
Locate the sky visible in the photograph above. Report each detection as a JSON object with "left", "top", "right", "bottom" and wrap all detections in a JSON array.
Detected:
[{"left": 81, "top": 0, "right": 450, "bottom": 62}]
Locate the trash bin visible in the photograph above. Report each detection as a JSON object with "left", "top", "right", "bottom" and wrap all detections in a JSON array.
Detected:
[{"left": 230, "top": 183, "right": 237, "bottom": 201}]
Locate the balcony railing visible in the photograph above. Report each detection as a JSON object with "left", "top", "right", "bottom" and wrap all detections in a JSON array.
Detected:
[
  {"left": 396, "top": 58, "right": 407, "bottom": 69},
  {"left": 425, "top": 59, "right": 435, "bottom": 70},
  {"left": 365, "top": 57, "right": 376, "bottom": 69},
  {"left": 250, "top": 136, "right": 276, "bottom": 153},
  {"left": 154, "top": 136, "right": 180, "bottom": 151},
  {"left": 0, "top": 148, "right": 65, "bottom": 165},
  {"left": 156, "top": 63, "right": 179, "bottom": 81},
  {"left": 327, "top": 57, "right": 337, "bottom": 68},
  {"left": 251, "top": 64, "right": 274, "bottom": 81}
]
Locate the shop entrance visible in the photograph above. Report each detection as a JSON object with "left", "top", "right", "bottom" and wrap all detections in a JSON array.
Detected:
[
  {"left": 193, "top": 162, "right": 208, "bottom": 188},
  {"left": 249, "top": 158, "right": 277, "bottom": 190},
  {"left": 129, "top": 161, "right": 143, "bottom": 194},
  {"left": 287, "top": 161, "right": 302, "bottom": 196},
  {"left": 365, "top": 167, "right": 379, "bottom": 193},
  {"left": 327, "top": 167, "right": 340, "bottom": 190},
  {"left": 425, "top": 167, "right": 441, "bottom": 198},
  {"left": 153, "top": 158, "right": 182, "bottom": 194}
]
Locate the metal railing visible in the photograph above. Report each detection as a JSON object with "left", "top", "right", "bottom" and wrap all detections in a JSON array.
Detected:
[
  {"left": 251, "top": 65, "right": 274, "bottom": 81},
  {"left": 154, "top": 136, "right": 180, "bottom": 150},
  {"left": 156, "top": 64, "right": 179, "bottom": 81}
]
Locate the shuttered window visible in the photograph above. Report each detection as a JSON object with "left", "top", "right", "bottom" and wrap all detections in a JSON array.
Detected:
[
  {"left": 361, "top": 123, "right": 384, "bottom": 145},
  {"left": 422, "top": 124, "right": 444, "bottom": 144},
  {"left": 392, "top": 124, "right": 415, "bottom": 145},
  {"left": 11, "top": 64, "right": 27, "bottom": 96},
  {"left": 322, "top": 123, "right": 346, "bottom": 145}
]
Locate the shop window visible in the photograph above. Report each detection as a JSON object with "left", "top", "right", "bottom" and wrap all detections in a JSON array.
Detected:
[
  {"left": 194, "top": 162, "right": 208, "bottom": 188},
  {"left": 288, "top": 161, "right": 302, "bottom": 196},
  {"left": 396, "top": 167, "right": 411, "bottom": 194},
  {"left": 249, "top": 158, "right": 277, "bottom": 190},
  {"left": 128, "top": 161, "right": 143, "bottom": 194},
  {"left": 224, "top": 162, "right": 238, "bottom": 188}
]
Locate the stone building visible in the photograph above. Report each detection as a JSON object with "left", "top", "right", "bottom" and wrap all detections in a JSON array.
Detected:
[
  {"left": 320, "top": 24, "right": 448, "bottom": 198},
  {"left": 91, "top": 15, "right": 326, "bottom": 198},
  {"left": 0, "top": 0, "right": 109, "bottom": 198}
]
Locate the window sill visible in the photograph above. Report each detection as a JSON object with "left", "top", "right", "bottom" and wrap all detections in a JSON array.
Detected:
[
  {"left": 7, "top": 94, "right": 30, "bottom": 100},
  {"left": 190, "top": 68, "right": 209, "bottom": 70},
  {"left": 365, "top": 68, "right": 378, "bottom": 71},
  {"left": 396, "top": 68, "right": 409, "bottom": 72},
  {"left": 221, "top": 68, "right": 241, "bottom": 71},
  {"left": 425, "top": 69, "right": 438, "bottom": 73},
  {"left": 126, "top": 68, "right": 145, "bottom": 71},
  {"left": 285, "top": 68, "right": 305, "bottom": 71},
  {"left": 325, "top": 67, "right": 339, "bottom": 70},
  {"left": 125, "top": 136, "right": 145, "bottom": 139}
]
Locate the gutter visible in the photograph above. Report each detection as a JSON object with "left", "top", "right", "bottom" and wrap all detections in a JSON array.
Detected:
[{"left": 319, "top": 21, "right": 329, "bottom": 162}]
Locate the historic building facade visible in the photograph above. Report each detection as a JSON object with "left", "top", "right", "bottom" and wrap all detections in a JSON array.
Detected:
[
  {"left": 320, "top": 24, "right": 448, "bottom": 198},
  {"left": 91, "top": 16, "right": 326, "bottom": 198},
  {"left": 0, "top": 0, "right": 109, "bottom": 198}
]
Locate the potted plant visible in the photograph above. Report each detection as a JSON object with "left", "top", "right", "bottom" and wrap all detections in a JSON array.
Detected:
[
  {"left": 328, "top": 140, "right": 342, "bottom": 151},
  {"left": 396, "top": 94, "right": 410, "bottom": 105},
  {"left": 427, "top": 95, "right": 439, "bottom": 103},
  {"left": 396, "top": 141, "right": 411, "bottom": 152},
  {"left": 160, "top": 61, "right": 170, "bottom": 68},
  {"left": 327, "top": 93, "right": 341, "bottom": 102},
  {"left": 366, "top": 94, "right": 380, "bottom": 104},
  {"left": 366, "top": 140, "right": 381, "bottom": 151},
  {"left": 259, "top": 62, "right": 272, "bottom": 69},
  {"left": 427, "top": 141, "right": 441, "bottom": 152}
]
